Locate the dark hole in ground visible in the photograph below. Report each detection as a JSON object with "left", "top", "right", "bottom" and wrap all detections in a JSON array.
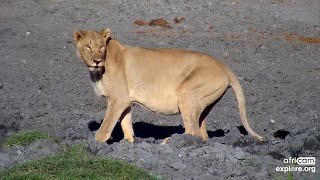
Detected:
[
  {"left": 0, "top": 123, "right": 19, "bottom": 144},
  {"left": 88, "top": 121, "right": 228, "bottom": 144},
  {"left": 269, "top": 151, "right": 284, "bottom": 160},
  {"left": 237, "top": 125, "right": 248, "bottom": 135},
  {"left": 208, "top": 129, "right": 228, "bottom": 137},
  {"left": 273, "top": 130, "right": 290, "bottom": 139}
]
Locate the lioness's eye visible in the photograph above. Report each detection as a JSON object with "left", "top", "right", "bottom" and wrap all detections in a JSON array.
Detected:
[{"left": 85, "top": 45, "right": 91, "bottom": 49}]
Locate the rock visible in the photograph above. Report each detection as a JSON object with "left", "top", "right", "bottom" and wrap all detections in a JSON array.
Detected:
[
  {"left": 304, "top": 136, "right": 318, "bottom": 151},
  {"left": 20, "top": 59, "right": 27, "bottom": 64},
  {"left": 234, "top": 147, "right": 246, "bottom": 159},
  {"left": 207, "top": 167, "right": 215, "bottom": 174},
  {"left": 259, "top": 45, "right": 267, "bottom": 49},
  {"left": 168, "top": 134, "right": 205, "bottom": 148},
  {"left": 170, "top": 161, "right": 185, "bottom": 170}
]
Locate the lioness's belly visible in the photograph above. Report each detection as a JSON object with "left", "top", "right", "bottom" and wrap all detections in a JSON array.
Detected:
[
  {"left": 129, "top": 88, "right": 180, "bottom": 115},
  {"left": 123, "top": 47, "right": 205, "bottom": 114}
]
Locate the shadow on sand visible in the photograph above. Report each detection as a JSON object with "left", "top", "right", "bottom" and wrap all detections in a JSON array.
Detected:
[{"left": 88, "top": 121, "right": 231, "bottom": 144}]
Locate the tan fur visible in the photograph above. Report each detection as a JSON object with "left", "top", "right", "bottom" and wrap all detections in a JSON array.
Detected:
[{"left": 73, "top": 28, "right": 264, "bottom": 143}]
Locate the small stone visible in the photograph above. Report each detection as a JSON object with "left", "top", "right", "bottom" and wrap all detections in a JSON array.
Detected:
[
  {"left": 17, "top": 150, "right": 22, "bottom": 156},
  {"left": 26, "top": 32, "right": 30, "bottom": 35},
  {"left": 259, "top": 45, "right": 267, "bottom": 49},
  {"left": 234, "top": 147, "right": 246, "bottom": 159},
  {"left": 21, "top": 59, "right": 27, "bottom": 64},
  {"left": 270, "top": 119, "right": 275, "bottom": 123},
  {"left": 271, "top": 140, "right": 281, "bottom": 145},
  {"left": 6, "top": 131, "right": 15, "bottom": 137},
  {"left": 170, "top": 161, "right": 185, "bottom": 170},
  {"left": 208, "top": 167, "right": 215, "bottom": 174}
]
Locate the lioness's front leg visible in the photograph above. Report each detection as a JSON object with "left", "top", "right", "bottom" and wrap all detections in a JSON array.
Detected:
[
  {"left": 120, "top": 106, "right": 135, "bottom": 143},
  {"left": 95, "top": 99, "right": 129, "bottom": 143}
]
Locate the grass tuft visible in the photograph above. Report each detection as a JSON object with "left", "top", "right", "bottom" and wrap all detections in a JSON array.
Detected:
[
  {"left": 3, "top": 130, "right": 48, "bottom": 147},
  {"left": 0, "top": 144, "right": 159, "bottom": 180}
]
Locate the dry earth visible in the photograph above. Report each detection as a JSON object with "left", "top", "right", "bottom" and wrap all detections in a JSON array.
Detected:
[{"left": 0, "top": 0, "right": 319, "bottom": 179}]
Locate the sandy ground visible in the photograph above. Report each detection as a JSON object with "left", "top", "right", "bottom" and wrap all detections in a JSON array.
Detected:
[{"left": 0, "top": 0, "right": 319, "bottom": 179}]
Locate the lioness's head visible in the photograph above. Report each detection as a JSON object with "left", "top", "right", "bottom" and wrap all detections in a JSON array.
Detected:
[{"left": 73, "top": 28, "right": 110, "bottom": 82}]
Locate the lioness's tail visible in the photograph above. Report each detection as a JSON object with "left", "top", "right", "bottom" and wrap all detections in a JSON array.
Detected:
[{"left": 224, "top": 66, "right": 264, "bottom": 141}]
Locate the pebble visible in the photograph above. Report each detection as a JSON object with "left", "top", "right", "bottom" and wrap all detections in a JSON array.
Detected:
[
  {"left": 21, "top": 59, "right": 27, "bottom": 64},
  {"left": 259, "top": 45, "right": 267, "bottom": 49},
  {"left": 170, "top": 161, "right": 185, "bottom": 170}
]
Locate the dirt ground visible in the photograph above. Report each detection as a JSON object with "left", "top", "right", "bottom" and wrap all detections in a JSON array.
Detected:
[{"left": 0, "top": 0, "right": 319, "bottom": 179}]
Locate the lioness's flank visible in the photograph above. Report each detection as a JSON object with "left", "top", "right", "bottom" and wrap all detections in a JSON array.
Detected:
[{"left": 73, "top": 28, "right": 264, "bottom": 143}]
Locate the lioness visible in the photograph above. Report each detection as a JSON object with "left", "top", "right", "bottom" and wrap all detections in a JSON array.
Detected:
[{"left": 73, "top": 28, "right": 264, "bottom": 143}]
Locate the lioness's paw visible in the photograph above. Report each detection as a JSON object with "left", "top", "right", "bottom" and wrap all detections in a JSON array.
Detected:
[
  {"left": 161, "top": 137, "right": 171, "bottom": 145},
  {"left": 258, "top": 136, "right": 265, "bottom": 142},
  {"left": 124, "top": 136, "right": 135, "bottom": 143},
  {"left": 95, "top": 131, "right": 111, "bottom": 143}
]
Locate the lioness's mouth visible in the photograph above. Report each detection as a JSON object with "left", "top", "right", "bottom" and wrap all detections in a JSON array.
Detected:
[{"left": 88, "top": 66, "right": 105, "bottom": 82}]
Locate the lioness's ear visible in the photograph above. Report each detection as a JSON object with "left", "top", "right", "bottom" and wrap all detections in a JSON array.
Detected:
[
  {"left": 73, "top": 30, "right": 86, "bottom": 42},
  {"left": 100, "top": 28, "right": 111, "bottom": 38}
]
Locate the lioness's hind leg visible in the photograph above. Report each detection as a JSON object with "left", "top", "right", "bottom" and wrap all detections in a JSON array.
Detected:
[
  {"left": 199, "top": 119, "right": 209, "bottom": 141},
  {"left": 199, "top": 104, "right": 215, "bottom": 141},
  {"left": 178, "top": 95, "right": 211, "bottom": 140},
  {"left": 178, "top": 68, "right": 229, "bottom": 141},
  {"left": 120, "top": 107, "right": 135, "bottom": 143},
  {"left": 178, "top": 97, "right": 202, "bottom": 136}
]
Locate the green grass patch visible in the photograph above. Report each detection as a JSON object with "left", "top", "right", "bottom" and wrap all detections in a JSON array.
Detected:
[
  {"left": 275, "top": 171, "right": 295, "bottom": 180},
  {"left": 3, "top": 130, "right": 48, "bottom": 147},
  {"left": 286, "top": 171, "right": 294, "bottom": 180},
  {"left": 0, "top": 145, "right": 159, "bottom": 180}
]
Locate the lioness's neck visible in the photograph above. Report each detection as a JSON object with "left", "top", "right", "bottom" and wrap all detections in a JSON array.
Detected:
[
  {"left": 105, "top": 39, "right": 126, "bottom": 68},
  {"left": 106, "top": 39, "right": 125, "bottom": 52}
]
